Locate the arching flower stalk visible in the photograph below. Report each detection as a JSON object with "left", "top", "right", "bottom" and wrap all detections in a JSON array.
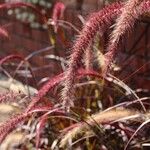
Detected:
[
  {"left": 61, "top": 2, "right": 123, "bottom": 109},
  {"left": 62, "top": 0, "right": 150, "bottom": 110},
  {"left": 104, "top": 0, "right": 150, "bottom": 75}
]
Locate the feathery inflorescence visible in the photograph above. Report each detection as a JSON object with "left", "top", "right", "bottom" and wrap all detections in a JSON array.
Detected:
[
  {"left": 104, "top": 0, "right": 150, "bottom": 75},
  {"left": 0, "top": 113, "right": 29, "bottom": 143},
  {"left": 0, "top": 0, "right": 150, "bottom": 148},
  {"left": 61, "top": 2, "right": 123, "bottom": 109},
  {"left": 51, "top": 2, "right": 65, "bottom": 33},
  {"left": 61, "top": 0, "right": 150, "bottom": 109},
  {"left": 60, "top": 108, "right": 139, "bottom": 148}
]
